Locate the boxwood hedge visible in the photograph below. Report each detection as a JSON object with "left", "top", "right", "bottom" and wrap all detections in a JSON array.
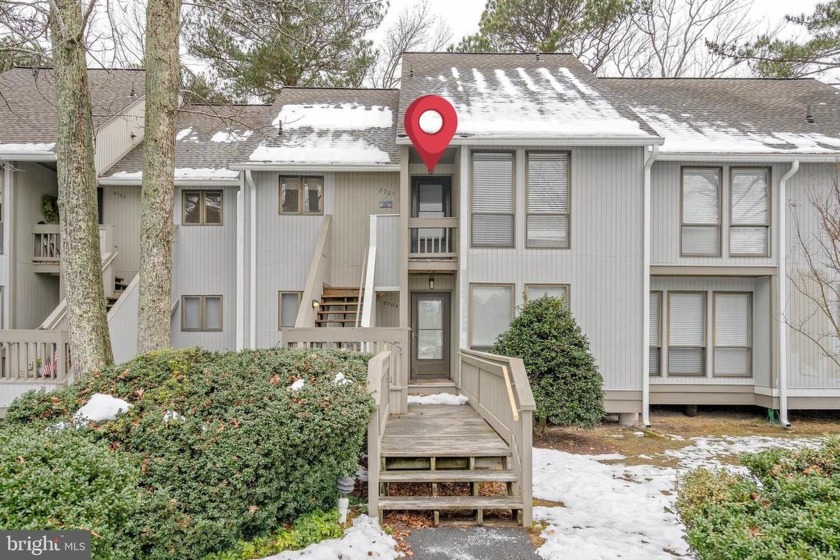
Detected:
[{"left": 4, "top": 348, "right": 374, "bottom": 559}]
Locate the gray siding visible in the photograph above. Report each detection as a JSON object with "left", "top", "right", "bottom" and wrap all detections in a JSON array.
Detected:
[
  {"left": 332, "top": 172, "right": 400, "bottom": 287},
  {"left": 101, "top": 184, "right": 141, "bottom": 280},
  {"left": 0, "top": 167, "right": 8, "bottom": 328},
  {"left": 94, "top": 97, "right": 144, "bottom": 174},
  {"left": 651, "top": 161, "right": 782, "bottom": 267},
  {"left": 13, "top": 162, "right": 60, "bottom": 328},
  {"left": 785, "top": 163, "right": 840, "bottom": 392},
  {"left": 458, "top": 146, "right": 645, "bottom": 392},
  {"left": 252, "top": 171, "right": 334, "bottom": 348},
  {"left": 171, "top": 184, "right": 239, "bottom": 352}
]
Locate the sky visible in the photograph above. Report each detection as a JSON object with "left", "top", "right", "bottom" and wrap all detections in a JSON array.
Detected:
[{"left": 372, "top": 0, "right": 825, "bottom": 46}]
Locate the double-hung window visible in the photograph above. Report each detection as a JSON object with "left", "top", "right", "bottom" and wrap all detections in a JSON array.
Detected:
[
  {"left": 469, "top": 284, "right": 514, "bottom": 350},
  {"left": 730, "top": 168, "right": 770, "bottom": 256},
  {"left": 714, "top": 293, "right": 752, "bottom": 377},
  {"left": 681, "top": 168, "right": 721, "bottom": 256},
  {"left": 525, "top": 284, "right": 569, "bottom": 307},
  {"left": 472, "top": 152, "right": 514, "bottom": 247},
  {"left": 650, "top": 291, "right": 662, "bottom": 376},
  {"left": 527, "top": 152, "right": 570, "bottom": 248},
  {"left": 280, "top": 176, "right": 323, "bottom": 214},
  {"left": 182, "top": 295, "right": 223, "bottom": 332},
  {"left": 668, "top": 292, "right": 706, "bottom": 375},
  {"left": 183, "top": 190, "right": 223, "bottom": 225}
]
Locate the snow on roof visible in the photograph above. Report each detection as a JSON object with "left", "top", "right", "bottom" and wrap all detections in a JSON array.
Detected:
[
  {"left": 249, "top": 133, "right": 390, "bottom": 165},
  {"left": 108, "top": 167, "right": 239, "bottom": 181},
  {"left": 398, "top": 53, "right": 659, "bottom": 140},
  {"left": 274, "top": 103, "right": 394, "bottom": 130},
  {"left": 0, "top": 142, "right": 56, "bottom": 155}
]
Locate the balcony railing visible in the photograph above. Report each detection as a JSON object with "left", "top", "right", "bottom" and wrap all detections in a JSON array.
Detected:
[
  {"left": 409, "top": 217, "right": 458, "bottom": 258},
  {"left": 33, "top": 224, "right": 115, "bottom": 266},
  {"left": 0, "top": 330, "right": 70, "bottom": 383}
]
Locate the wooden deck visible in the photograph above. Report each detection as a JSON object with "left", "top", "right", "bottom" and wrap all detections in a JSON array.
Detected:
[{"left": 381, "top": 404, "right": 511, "bottom": 458}]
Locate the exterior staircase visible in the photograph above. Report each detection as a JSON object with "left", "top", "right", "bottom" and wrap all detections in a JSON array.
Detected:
[
  {"left": 376, "top": 404, "right": 526, "bottom": 526},
  {"left": 315, "top": 287, "right": 361, "bottom": 327},
  {"left": 106, "top": 276, "right": 128, "bottom": 313}
]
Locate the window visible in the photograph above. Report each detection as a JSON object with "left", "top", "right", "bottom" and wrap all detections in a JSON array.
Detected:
[
  {"left": 472, "top": 152, "right": 514, "bottom": 247},
  {"left": 181, "top": 295, "right": 223, "bottom": 331},
  {"left": 730, "top": 168, "right": 770, "bottom": 256},
  {"left": 280, "top": 176, "right": 323, "bottom": 214},
  {"left": 525, "top": 284, "right": 569, "bottom": 307},
  {"left": 183, "top": 190, "right": 223, "bottom": 225},
  {"left": 527, "top": 152, "right": 570, "bottom": 248},
  {"left": 681, "top": 168, "right": 721, "bottom": 256},
  {"left": 279, "top": 292, "right": 301, "bottom": 329},
  {"left": 668, "top": 292, "right": 706, "bottom": 375},
  {"left": 650, "top": 291, "right": 662, "bottom": 376},
  {"left": 714, "top": 293, "right": 752, "bottom": 377},
  {"left": 470, "top": 284, "right": 514, "bottom": 350}
]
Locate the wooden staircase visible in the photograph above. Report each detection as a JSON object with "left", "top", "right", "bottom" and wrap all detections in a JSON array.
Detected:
[
  {"left": 315, "top": 287, "right": 361, "bottom": 327},
  {"left": 106, "top": 276, "right": 128, "bottom": 313},
  {"left": 377, "top": 404, "right": 526, "bottom": 526}
]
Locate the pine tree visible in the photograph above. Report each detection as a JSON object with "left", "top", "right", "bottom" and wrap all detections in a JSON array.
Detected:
[{"left": 493, "top": 295, "right": 605, "bottom": 429}]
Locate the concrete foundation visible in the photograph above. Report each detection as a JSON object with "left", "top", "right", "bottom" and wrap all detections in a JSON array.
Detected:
[{"left": 618, "top": 412, "right": 638, "bottom": 426}]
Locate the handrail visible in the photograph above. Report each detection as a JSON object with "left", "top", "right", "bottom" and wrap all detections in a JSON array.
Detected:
[
  {"left": 39, "top": 251, "right": 120, "bottom": 330},
  {"left": 295, "top": 215, "right": 332, "bottom": 327},
  {"left": 500, "top": 365, "right": 520, "bottom": 422},
  {"left": 108, "top": 272, "right": 139, "bottom": 320},
  {"left": 360, "top": 215, "right": 378, "bottom": 328},
  {"left": 408, "top": 216, "right": 459, "bottom": 228},
  {"left": 366, "top": 349, "right": 392, "bottom": 520}
]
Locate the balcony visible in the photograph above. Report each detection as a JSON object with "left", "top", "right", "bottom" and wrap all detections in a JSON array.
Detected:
[
  {"left": 409, "top": 217, "right": 458, "bottom": 271},
  {"left": 33, "top": 224, "right": 115, "bottom": 273}
]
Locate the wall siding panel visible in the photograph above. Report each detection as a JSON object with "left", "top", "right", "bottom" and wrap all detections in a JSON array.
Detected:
[
  {"left": 101, "top": 184, "right": 141, "bottom": 280},
  {"left": 94, "top": 98, "right": 145, "bottom": 174}
]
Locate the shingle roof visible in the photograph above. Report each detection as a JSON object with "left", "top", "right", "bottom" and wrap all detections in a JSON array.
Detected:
[
  {"left": 603, "top": 77, "right": 840, "bottom": 155},
  {"left": 102, "top": 103, "right": 273, "bottom": 180},
  {"left": 248, "top": 88, "right": 400, "bottom": 166},
  {"left": 397, "top": 52, "right": 659, "bottom": 141},
  {"left": 0, "top": 67, "right": 145, "bottom": 153}
]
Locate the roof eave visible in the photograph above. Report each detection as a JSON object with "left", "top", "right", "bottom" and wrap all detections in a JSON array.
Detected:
[
  {"left": 99, "top": 176, "right": 242, "bottom": 187},
  {"left": 656, "top": 152, "right": 840, "bottom": 163},
  {"left": 395, "top": 136, "right": 665, "bottom": 147},
  {"left": 0, "top": 152, "right": 56, "bottom": 161},
  {"left": 229, "top": 163, "right": 401, "bottom": 172}
]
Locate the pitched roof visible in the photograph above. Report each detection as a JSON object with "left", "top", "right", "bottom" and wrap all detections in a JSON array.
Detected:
[
  {"left": 397, "top": 52, "right": 660, "bottom": 142},
  {"left": 102, "top": 103, "right": 273, "bottom": 181},
  {"left": 0, "top": 67, "right": 145, "bottom": 155},
  {"left": 604, "top": 77, "right": 840, "bottom": 156},
  {"left": 247, "top": 88, "right": 400, "bottom": 166}
]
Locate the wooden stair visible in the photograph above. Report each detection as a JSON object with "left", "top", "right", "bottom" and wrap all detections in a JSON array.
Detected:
[
  {"left": 377, "top": 404, "right": 525, "bottom": 526},
  {"left": 106, "top": 276, "right": 127, "bottom": 312},
  {"left": 315, "top": 287, "right": 361, "bottom": 327}
]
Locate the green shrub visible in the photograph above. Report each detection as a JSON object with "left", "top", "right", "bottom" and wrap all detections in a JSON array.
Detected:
[
  {"left": 204, "top": 510, "right": 343, "bottom": 560},
  {"left": 0, "top": 425, "right": 141, "bottom": 559},
  {"left": 6, "top": 348, "right": 374, "bottom": 560},
  {"left": 677, "top": 438, "right": 840, "bottom": 559},
  {"left": 493, "top": 295, "right": 605, "bottom": 427}
]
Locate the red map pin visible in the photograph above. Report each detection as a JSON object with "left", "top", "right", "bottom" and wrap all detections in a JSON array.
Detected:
[{"left": 404, "top": 95, "right": 458, "bottom": 173}]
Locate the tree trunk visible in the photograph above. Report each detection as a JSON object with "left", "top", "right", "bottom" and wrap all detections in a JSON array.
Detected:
[
  {"left": 137, "top": 0, "right": 181, "bottom": 354},
  {"left": 50, "top": 0, "right": 114, "bottom": 374}
]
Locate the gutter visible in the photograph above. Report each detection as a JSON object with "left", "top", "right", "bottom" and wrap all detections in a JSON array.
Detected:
[
  {"left": 778, "top": 160, "right": 800, "bottom": 428},
  {"left": 0, "top": 152, "right": 56, "bottom": 162},
  {"left": 236, "top": 173, "right": 245, "bottom": 351},
  {"left": 98, "top": 177, "right": 241, "bottom": 187},
  {"left": 245, "top": 170, "right": 257, "bottom": 349},
  {"left": 229, "top": 163, "right": 400, "bottom": 173},
  {"left": 642, "top": 145, "right": 659, "bottom": 428},
  {"left": 395, "top": 136, "right": 666, "bottom": 147},
  {"left": 657, "top": 153, "right": 840, "bottom": 163}
]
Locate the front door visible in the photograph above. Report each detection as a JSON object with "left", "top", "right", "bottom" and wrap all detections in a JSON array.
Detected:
[{"left": 411, "top": 292, "right": 450, "bottom": 379}]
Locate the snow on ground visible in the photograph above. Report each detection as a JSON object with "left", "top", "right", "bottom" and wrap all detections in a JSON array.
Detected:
[
  {"left": 407, "top": 393, "right": 468, "bottom": 405},
  {"left": 264, "top": 515, "right": 400, "bottom": 560},
  {"left": 533, "top": 435, "right": 823, "bottom": 559},
  {"left": 73, "top": 393, "right": 131, "bottom": 424}
]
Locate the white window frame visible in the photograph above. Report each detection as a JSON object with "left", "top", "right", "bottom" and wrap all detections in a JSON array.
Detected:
[
  {"left": 526, "top": 151, "right": 571, "bottom": 249},
  {"left": 181, "top": 295, "right": 223, "bottom": 332},
  {"left": 279, "top": 176, "right": 324, "bottom": 215}
]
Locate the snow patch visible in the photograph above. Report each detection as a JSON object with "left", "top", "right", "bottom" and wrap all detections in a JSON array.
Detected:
[
  {"left": 407, "top": 393, "right": 468, "bottom": 405},
  {"left": 273, "top": 103, "right": 393, "bottom": 131},
  {"left": 176, "top": 127, "right": 194, "bottom": 141},
  {"left": 108, "top": 167, "right": 239, "bottom": 181},
  {"left": 163, "top": 410, "right": 183, "bottom": 423},
  {"left": 211, "top": 129, "right": 253, "bottom": 143},
  {"left": 665, "top": 435, "right": 823, "bottom": 472},
  {"left": 334, "top": 372, "right": 351, "bottom": 386},
  {"left": 73, "top": 393, "right": 131, "bottom": 424},
  {"left": 250, "top": 134, "right": 390, "bottom": 165},
  {"left": 263, "top": 515, "right": 400, "bottom": 559},
  {"left": 0, "top": 142, "right": 55, "bottom": 154},
  {"left": 289, "top": 379, "right": 305, "bottom": 392}
]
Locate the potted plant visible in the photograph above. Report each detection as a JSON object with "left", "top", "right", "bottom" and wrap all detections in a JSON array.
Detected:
[{"left": 41, "top": 194, "right": 59, "bottom": 224}]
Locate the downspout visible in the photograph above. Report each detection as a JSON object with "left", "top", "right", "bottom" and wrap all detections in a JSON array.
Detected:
[
  {"left": 245, "top": 170, "right": 257, "bottom": 349},
  {"left": 642, "top": 145, "right": 659, "bottom": 427},
  {"left": 778, "top": 160, "right": 799, "bottom": 428},
  {"left": 3, "top": 163, "right": 12, "bottom": 328},
  {"left": 236, "top": 173, "right": 245, "bottom": 351}
]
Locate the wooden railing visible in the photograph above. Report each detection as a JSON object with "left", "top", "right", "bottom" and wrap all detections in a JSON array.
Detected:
[
  {"left": 282, "top": 327, "right": 410, "bottom": 415},
  {"left": 366, "top": 349, "right": 392, "bottom": 520},
  {"left": 458, "top": 349, "right": 536, "bottom": 525},
  {"left": 409, "top": 217, "right": 458, "bottom": 258},
  {"left": 0, "top": 330, "right": 70, "bottom": 383},
  {"left": 33, "top": 224, "right": 116, "bottom": 265}
]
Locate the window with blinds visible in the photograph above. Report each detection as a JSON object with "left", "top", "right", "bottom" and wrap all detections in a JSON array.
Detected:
[
  {"left": 527, "top": 152, "right": 569, "bottom": 248},
  {"left": 525, "top": 284, "right": 569, "bottom": 307},
  {"left": 650, "top": 292, "right": 662, "bottom": 376},
  {"left": 714, "top": 293, "right": 752, "bottom": 377},
  {"left": 730, "top": 168, "right": 770, "bottom": 256},
  {"left": 668, "top": 292, "right": 706, "bottom": 375},
  {"left": 681, "top": 168, "right": 721, "bottom": 256},
  {"left": 472, "top": 152, "right": 514, "bottom": 247},
  {"left": 470, "top": 284, "right": 514, "bottom": 350}
]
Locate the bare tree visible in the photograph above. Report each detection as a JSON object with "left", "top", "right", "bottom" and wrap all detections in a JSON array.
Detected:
[
  {"left": 368, "top": 0, "right": 452, "bottom": 88},
  {"left": 788, "top": 169, "right": 840, "bottom": 370},
  {"left": 136, "top": 0, "right": 181, "bottom": 354},
  {"left": 608, "top": 0, "right": 764, "bottom": 77}
]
